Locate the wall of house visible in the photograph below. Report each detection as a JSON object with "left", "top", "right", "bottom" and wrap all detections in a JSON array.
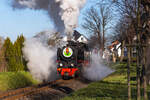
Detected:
[{"left": 77, "top": 35, "right": 88, "bottom": 43}]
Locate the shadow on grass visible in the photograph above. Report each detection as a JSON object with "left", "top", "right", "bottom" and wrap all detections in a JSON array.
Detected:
[
  {"left": 130, "top": 76, "right": 136, "bottom": 81},
  {"left": 51, "top": 84, "right": 74, "bottom": 94},
  {"left": 75, "top": 77, "right": 93, "bottom": 84}
]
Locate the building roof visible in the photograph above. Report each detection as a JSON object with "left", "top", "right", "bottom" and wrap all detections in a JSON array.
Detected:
[
  {"left": 108, "top": 40, "right": 120, "bottom": 49},
  {"left": 73, "top": 30, "right": 82, "bottom": 41}
]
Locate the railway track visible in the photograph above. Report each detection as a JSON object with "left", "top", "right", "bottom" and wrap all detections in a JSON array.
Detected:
[
  {"left": 0, "top": 79, "right": 71, "bottom": 100},
  {"left": 0, "top": 78, "right": 88, "bottom": 100}
]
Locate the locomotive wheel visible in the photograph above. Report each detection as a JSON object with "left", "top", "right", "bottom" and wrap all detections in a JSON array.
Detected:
[
  {"left": 75, "top": 73, "right": 79, "bottom": 78},
  {"left": 75, "top": 69, "right": 82, "bottom": 78}
]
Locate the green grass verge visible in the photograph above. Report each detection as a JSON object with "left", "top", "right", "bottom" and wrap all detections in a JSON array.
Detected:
[
  {"left": 62, "top": 62, "right": 150, "bottom": 100},
  {"left": 0, "top": 71, "right": 38, "bottom": 91}
]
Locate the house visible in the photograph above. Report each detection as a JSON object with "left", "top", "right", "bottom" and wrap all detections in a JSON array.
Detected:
[
  {"left": 108, "top": 40, "right": 122, "bottom": 57},
  {"left": 108, "top": 39, "right": 141, "bottom": 62},
  {"left": 108, "top": 40, "right": 128, "bottom": 62},
  {"left": 73, "top": 30, "right": 88, "bottom": 43}
]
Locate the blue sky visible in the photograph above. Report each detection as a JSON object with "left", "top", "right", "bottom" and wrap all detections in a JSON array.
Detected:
[{"left": 0, "top": 0, "right": 97, "bottom": 41}]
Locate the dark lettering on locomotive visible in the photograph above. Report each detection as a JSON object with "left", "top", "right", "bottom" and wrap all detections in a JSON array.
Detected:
[{"left": 57, "top": 41, "right": 90, "bottom": 80}]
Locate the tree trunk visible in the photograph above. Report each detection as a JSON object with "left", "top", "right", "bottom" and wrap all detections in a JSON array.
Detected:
[
  {"left": 112, "top": 52, "right": 116, "bottom": 63},
  {"left": 146, "top": 40, "right": 150, "bottom": 85},
  {"left": 127, "top": 46, "right": 131, "bottom": 100},
  {"left": 137, "top": 0, "right": 141, "bottom": 99},
  {"left": 120, "top": 40, "right": 125, "bottom": 62},
  {"left": 143, "top": 47, "right": 148, "bottom": 100},
  {"left": 137, "top": 34, "right": 141, "bottom": 100},
  {"left": 137, "top": 53, "right": 141, "bottom": 100},
  {"left": 102, "top": 22, "right": 105, "bottom": 52},
  {"left": 97, "top": 31, "right": 102, "bottom": 56}
]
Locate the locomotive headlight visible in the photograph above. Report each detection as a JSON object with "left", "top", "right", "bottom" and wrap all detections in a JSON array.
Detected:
[
  {"left": 71, "top": 64, "right": 74, "bottom": 66},
  {"left": 63, "top": 47, "right": 73, "bottom": 58},
  {"left": 60, "top": 63, "right": 63, "bottom": 66}
]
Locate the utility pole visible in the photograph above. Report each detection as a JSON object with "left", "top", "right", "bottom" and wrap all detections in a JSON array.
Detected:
[
  {"left": 141, "top": 2, "right": 150, "bottom": 99},
  {"left": 136, "top": 0, "right": 141, "bottom": 100},
  {"left": 127, "top": 45, "right": 131, "bottom": 100},
  {"left": 143, "top": 46, "right": 148, "bottom": 100}
]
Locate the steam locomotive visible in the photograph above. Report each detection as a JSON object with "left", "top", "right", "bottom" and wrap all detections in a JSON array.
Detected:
[{"left": 56, "top": 41, "right": 90, "bottom": 79}]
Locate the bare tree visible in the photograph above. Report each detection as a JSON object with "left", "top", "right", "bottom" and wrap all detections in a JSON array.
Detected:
[
  {"left": 112, "top": 0, "right": 141, "bottom": 100},
  {"left": 88, "top": 35, "right": 100, "bottom": 49},
  {"left": 113, "top": 17, "right": 129, "bottom": 62},
  {"left": 141, "top": 1, "right": 150, "bottom": 100},
  {"left": 107, "top": 0, "right": 149, "bottom": 100},
  {"left": 113, "top": 0, "right": 150, "bottom": 100},
  {"left": 99, "top": 4, "right": 112, "bottom": 51},
  {"left": 141, "top": 0, "right": 150, "bottom": 14},
  {"left": 82, "top": 7, "right": 102, "bottom": 49},
  {"left": 82, "top": 4, "right": 112, "bottom": 52}
]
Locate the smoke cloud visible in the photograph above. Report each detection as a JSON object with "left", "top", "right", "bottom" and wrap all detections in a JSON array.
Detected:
[
  {"left": 12, "top": 0, "right": 86, "bottom": 34},
  {"left": 82, "top": 53, "right": 114, "bottom": 81},
  {"left": 23, "top": 37, "right": 58, "bottom": 82}
]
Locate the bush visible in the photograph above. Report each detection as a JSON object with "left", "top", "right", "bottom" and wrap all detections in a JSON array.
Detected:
[{"left": 0, "top": 71, "right": 38, "bottom": 91}]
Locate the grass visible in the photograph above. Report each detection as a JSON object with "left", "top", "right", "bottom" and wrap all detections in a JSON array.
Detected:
[
  {"left": 0, "top": 71, "right": 39, "bottom": 91},
  {"left": 62, "top": 62, "right": 150, "bottom": 100}
]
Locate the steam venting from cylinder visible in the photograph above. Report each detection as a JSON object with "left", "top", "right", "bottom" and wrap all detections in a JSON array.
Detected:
[
  {"left": 23, "top": 35, "right": 59, "bottom": 82},
  {"left": 83, "top": 52, "right": 114, "bottom": 81}
]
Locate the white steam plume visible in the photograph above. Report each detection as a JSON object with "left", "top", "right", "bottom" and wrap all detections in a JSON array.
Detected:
[
  {"left": 23, "top": 37, "right": 58, "bottom": 82},
  {"left": 83, "top": 53, "right": 114, "bottom": 81},
  {"left": 12, "top": 0, "right": 86, "bottom": 34}
]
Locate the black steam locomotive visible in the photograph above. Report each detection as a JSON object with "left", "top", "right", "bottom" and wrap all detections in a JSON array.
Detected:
[{"left": 56, "top": 41, "right": 90, "bottom": 79}]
